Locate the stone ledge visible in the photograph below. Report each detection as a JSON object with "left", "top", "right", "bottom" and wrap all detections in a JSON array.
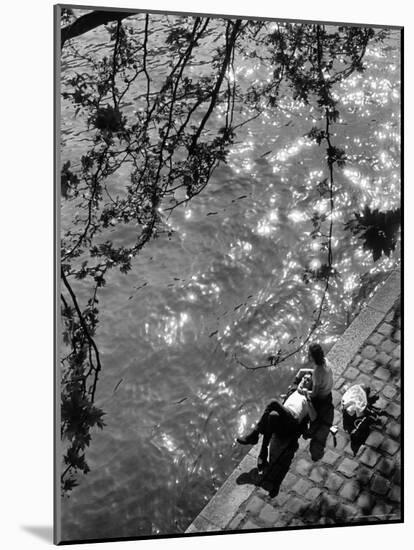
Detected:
[
  {"left": 327, "top": 269, "right": 400, "bottom": 375},
  {"left": 185, "top": 449, "right": 258, "bottom": 532}
]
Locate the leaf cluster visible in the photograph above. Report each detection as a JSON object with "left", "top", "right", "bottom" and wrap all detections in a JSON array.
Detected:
[{"left": 345, "top": 206, "right": 401, "bottom": 261}]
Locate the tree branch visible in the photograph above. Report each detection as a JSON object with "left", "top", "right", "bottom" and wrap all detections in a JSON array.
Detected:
[{"left": 61, "top": 10, "right": 135, "bottom": 48}]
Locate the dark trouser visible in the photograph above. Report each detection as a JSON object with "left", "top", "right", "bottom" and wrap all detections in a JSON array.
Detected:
[
  {"left": 311, "top": 393, "right": 333, "bottom": 416},
  {"left": 256, "top": 399, "right": 301, "bottom": 458}
]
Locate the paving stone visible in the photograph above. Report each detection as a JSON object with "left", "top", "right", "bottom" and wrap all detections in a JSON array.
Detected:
[
  {"left": 381, "top": 339, "right": 396, "bottom": 354},
  {"left": 388, "top": 485, "right": 401, "bottom": 503},
  {"left": 296, "top": 458, "right": 312, "bottom": 476},
  {"left": 371, "top": 502, "right": 392, "bottom": 519},
  {"left": 376, "top": 352, "right": 392, "bottom": 367},
  {"left": 271, "top": 491, "right": 290, "bottom": 507},
  {"left": 382, "top": 385, "right": 397, "bottom": 399},
  {"left": 371, "top": 378, "right": 385, "bottom": 393},
  {"left": 338, "top": 457, "right": 359, "bottom": 477},
  {"left": 324, "top": 472, "right": 345, "bottom": 492},
  {"left": 368, "top": 333, "right": 383, "bottom": 346},
  {"left": 283, "top": 472, "right": 298, "bottom": 487},
  {"left": 292, "top": 478, "right": 313, "bottom": 495},
  {"left": 356, "top": 492, "right": 375, "bottom": 513},
  {"left": 344, "top": 440, "right": 363, "bottom": 458},
  {"left": 321, "top": 449, "right": 340, "bottom": 466},
  {"left": 351, "top": 354, "right": 362, "bottom": 367},
  {"left": 301, "top": 511, "right": 319, "bottom": 525},
  {"left": 356, "top": 467, "right": 374, "bottom": 486},
  {"left": 375, "top": 396, "right": 389, "bottom": 409},
  {"left": 371, "top": 502, "right": 392, "bottom": 521},
  {"left": 334, "top": 432, "right": 349, "bottom": 451},
  {"left": 360, "top": 447, "right": 379, "bottom": 468},
  {"left": 355, "top": 373, "right": 372, "bottom": 387},
  {"left": 241, "top": 519, "right": 261, "bottom": 530},
  {"left": 306, "top": 487, "right": 322, "bottom": 501},
  {"left": 259, "top": 503, "right": 280, "bottom": 524},
  {"left": 254, "top": 486, "right": 270, "bottom": 499},
  {"left": 379, "top": 437, "right": 400, "bottom": 456},
  {"left": 272, "top": 516, "right": 293, "bottom": 528},
  {"left": 245, "top": 495, "right": 265, "bottom": 515},
  {"left": 340, "top": 481, "right": 360, "bottom": 502},
  {"left": 378, "top": 323, "right": 393, "bottom": 337},
  {"left": 344, "top": 366, "right": 360, "bottom": 380},
  {"left": 340, "top": 504, "right": 357, "bottom": 521},
  {"left": 360, "top": 359, "right": 376, "bottom": 374},
  {"left": 371, "top": 474, "right": 390, "bottom": 496},
  {"left": 333, "top": 409, "right": 342, "bottom": 425},
  {"left": 286, "top": 497, "right": 306, "bottom": 515},
  {"left": 392, "top": 345, "right": 400, "bottom": 359},
  {"left": 365, "top": 430, "right": 384, "bottom": 448},
  {"left": 392, "top": 467, "right": 401, "bottom": 486},
  {"left": 392, "top": 331, "right": 401, "bottom": 344},
  {"left": 331, "top": 390, "right": 342, "bottom": 407},
  {"left": 362, "top": 345, "right": 377, "bottom": 359},
  {"left": 387, "top": 402, "right": 401, "bottom": 419},
  {"left": 377, "top": 457, "right": 395, "bottom": 477},
  {"left": 309, "top": 466, "right": 327, "bottom": 484},
  {"left": 374, "top": 366, "right": 391, "bottom": 381}
]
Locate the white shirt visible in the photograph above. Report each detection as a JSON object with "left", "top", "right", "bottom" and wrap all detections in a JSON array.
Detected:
[{"left": 284, "top": 391, "right": 310, "bottom": 423}]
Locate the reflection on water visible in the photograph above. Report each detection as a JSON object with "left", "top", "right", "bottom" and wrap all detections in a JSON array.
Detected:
[{"left": 60, "top": 12, "right": 400, "bottom": 541}]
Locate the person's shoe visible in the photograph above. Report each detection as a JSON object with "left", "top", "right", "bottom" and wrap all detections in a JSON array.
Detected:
[{"left": 236, "top": 429, "right": 259, "bottom": 446}]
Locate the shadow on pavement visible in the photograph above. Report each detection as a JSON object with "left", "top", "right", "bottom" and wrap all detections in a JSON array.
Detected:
[
  {"left": 236, "top": 437, "right": 299, "bottom": 498},
  {"left": 235, "top": 399, "right": 335, "bottom": 497},
  {"left": 309, "top": 399, "right": 334, "bottom": 461}
]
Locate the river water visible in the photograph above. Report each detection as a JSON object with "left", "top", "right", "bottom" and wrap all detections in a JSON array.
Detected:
[{"left": 60, "top": 12, "right": 401, "bottom": 541}]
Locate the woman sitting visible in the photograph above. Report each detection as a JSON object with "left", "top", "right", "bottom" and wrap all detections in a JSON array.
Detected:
[{"left": 294, "top": 343, "right": 333, "bottom": 410}]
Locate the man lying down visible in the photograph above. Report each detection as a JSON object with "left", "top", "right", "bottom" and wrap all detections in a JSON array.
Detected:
[{"left": 237, "top": 374, "right": 316, "bottom": 472}]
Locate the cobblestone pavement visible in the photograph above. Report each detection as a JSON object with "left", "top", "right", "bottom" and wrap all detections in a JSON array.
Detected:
[{"left": 225, "top": 299, "right": 401, "bottom": 530}]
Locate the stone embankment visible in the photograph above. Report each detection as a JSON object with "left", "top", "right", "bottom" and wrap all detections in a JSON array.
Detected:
[{"left": 186, "top": 268, "right": 401, "bottom": 533}]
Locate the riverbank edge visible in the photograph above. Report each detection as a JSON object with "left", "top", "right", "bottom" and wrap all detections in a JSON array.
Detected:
[{"left": 185, "top": 266, "right": 401, "bottom": 533}]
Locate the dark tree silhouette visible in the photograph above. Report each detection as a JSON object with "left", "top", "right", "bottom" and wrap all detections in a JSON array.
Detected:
[{"left": 61, "top": 9, "right": 136, "bottom": 47}]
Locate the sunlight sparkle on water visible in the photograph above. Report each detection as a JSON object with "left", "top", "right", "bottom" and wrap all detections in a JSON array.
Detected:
[
  {"left": 256, "top": 211, "right": 279, "bottom": 236},
  {"left": 207, "top": 373, "right": 217, "bottom": 384},
  {"left": 228, "top": 240, "right": 253, "bottom": 261},
  {"left": 160, "top": 311, "right": 191, "bottom": 345},
  {"left": 288, "top": 209, "right": 307, "bottom": 223},
  {"left": 310, "top": 258, "right": 322, "bottom": 271},
  {"left": 275, "top": 137, "right": 308, "bottom": 162}
]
